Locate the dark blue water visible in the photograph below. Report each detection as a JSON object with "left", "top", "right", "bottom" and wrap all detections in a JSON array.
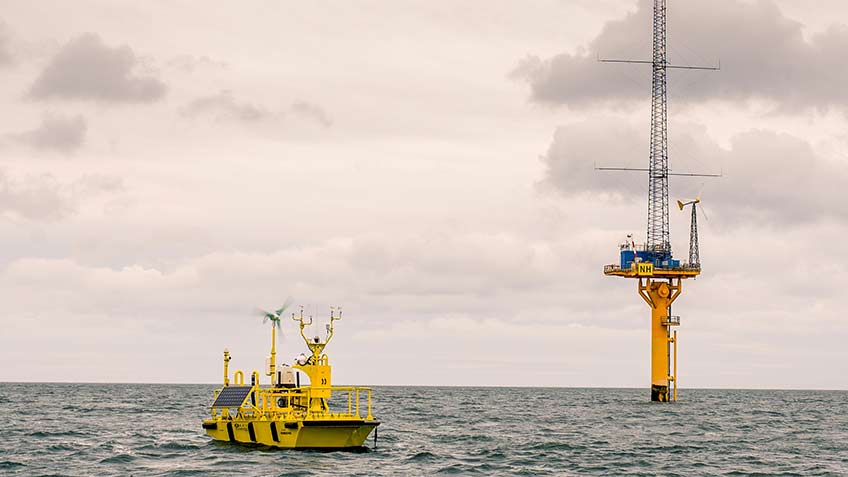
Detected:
[{"left": 1, "top": 384, "right": 846, "bottom": 476}]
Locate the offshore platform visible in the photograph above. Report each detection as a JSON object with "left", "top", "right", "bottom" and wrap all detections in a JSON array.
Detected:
[{"left": 599, "top": 0, "right": 718, "bottom": 402}]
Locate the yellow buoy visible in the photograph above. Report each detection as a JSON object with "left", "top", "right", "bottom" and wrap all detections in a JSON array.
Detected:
[{"left": 202, "top": 305, "right": 379, "bottom": 448}]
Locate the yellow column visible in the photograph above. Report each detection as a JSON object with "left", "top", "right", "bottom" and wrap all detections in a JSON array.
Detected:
[
  {"left": 638, "top": 278, "right": 681, "bottom": 402},
  {"left": 223, "top": 349, "right": 231, "bottom": 386},
  {"left": 673, "top": 330, "right": 678, "bottom": 401},
  {"left": 268, "top": 326, "right": 277, "bottom": 382},
  {"left": 650, "top": 295, "right": 668, "bottom": 401}
]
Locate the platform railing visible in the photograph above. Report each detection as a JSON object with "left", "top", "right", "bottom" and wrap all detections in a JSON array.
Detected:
[
  {"left": 661, "top": 315, "right": 681, "bottom": 326},
  {"left": 605, "top": 263, "right": 701, "bottom": 274},
  {"left": 218, "top": 386, "right": 374, "bottom": 421}
]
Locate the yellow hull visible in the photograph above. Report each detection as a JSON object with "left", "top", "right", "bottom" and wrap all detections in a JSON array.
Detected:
[{"left": 203, "top": 418, "right": 379, "bottom": 449}]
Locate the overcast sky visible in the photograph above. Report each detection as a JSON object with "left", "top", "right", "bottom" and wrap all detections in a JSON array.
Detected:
[{"left": 0, "top": 0, "right": 845, "bottom": 390}]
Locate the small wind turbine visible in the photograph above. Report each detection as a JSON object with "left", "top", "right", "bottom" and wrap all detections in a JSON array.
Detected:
[
  {"left": 677, "top": 198, "right": 701, "bottom": 269},
  {"left": 256, "top": 297, "right": 293, "bottom": 381}
]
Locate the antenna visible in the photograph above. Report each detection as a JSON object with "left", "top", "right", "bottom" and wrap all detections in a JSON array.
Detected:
[
  {"left": 598, "top": 0, "right": 718, "bottom": 260},
  {"left": 595, "top": 166, "right": 721, "bottom": 178}
]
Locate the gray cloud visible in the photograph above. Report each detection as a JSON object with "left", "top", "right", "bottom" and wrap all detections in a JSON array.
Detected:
[
  {"left": 0, "top": 170, "right": 123, "bottom": 221},
  {"left": 541, "top": 118, "right": 848, "bottom": 226},
  {"left": 14, "top": 114, "right": 87, "bottom": 153},
  {"left": 28, "top": 33, "right": 166, "bottom": 103},
  {"left": 0, "top": 170, "right": 74, "bottom": 220},
  {"left": 183, "top": 93, "right": 333, "bottom": 128},
  {"left": 291, "top": 101, "right": 332, "bottom": 127},
  {"left": 181, "top": 90, "right": 271, "bottom": 122},
  {"left": 539, "top": 119, "right": 647, "bottom": 200},
  {"left": 512, "top": 0, "right": 848, "bottom": 110}
]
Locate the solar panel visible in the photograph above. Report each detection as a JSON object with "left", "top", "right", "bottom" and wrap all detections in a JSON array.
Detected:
[{"left": 212, "top": 386, "right": 253, "bottom": 407}]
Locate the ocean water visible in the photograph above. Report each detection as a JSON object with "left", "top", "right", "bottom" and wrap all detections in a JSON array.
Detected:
[{"left": 1, "top": 384, "right": 846, "bottom": 476}]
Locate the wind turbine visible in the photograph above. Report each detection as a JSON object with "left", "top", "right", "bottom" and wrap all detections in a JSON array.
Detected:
[
  {"left": 677, "top": 198, "right": 700, "bottom": 269},
  {"left": 256, "top": 297, "right": 293, "bottom": 382}
]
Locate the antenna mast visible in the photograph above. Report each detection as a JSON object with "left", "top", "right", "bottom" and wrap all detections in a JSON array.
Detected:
[
  {"left": 598, "top": 1, "right": 718, "bottom": 263},
  {"left": 649, "top": 0, "right": 670, "bottom": 259}
]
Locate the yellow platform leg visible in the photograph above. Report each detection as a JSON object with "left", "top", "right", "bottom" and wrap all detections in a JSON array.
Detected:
[{"left": 638, "top": 277, "right": 681, "bottom": 402}]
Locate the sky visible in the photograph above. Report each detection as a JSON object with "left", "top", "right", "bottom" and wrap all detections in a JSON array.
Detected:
[{"left": 0, "top": 0, "right": 846, "bottom": 389}]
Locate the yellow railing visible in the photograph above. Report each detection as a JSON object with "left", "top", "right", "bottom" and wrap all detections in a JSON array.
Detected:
[{"left": 213, "top": 386, "right": 374, "bottom": 421}]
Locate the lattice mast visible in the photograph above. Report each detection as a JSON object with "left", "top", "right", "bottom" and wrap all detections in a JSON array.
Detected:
[
  {"left": 648, "top": 0, "right": 671, "bottom": 259},
  {"left": 688, "top": 202, "right": 699, "bottom": 267},
  {"left": 598, "top": 1, "right": 717, "bottom": 259}
]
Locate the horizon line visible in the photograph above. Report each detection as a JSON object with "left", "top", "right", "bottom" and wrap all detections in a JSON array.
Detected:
[{"left": 2, "top": 381, "right": 846, "bottom": 392}]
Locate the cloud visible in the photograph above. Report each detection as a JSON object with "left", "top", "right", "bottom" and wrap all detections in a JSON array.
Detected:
[
  {"left": 70, "top": 174, "right": 124, "bottom": 197},
  {"left": 291, "top": 101, "right": 332, "bottom": 127},
  {"left": 0, "top": 21, "right": 12, "bottom": 66},
  {"left": 0, "top": 231, "right": 589, "bottom": 317},
  {"left": 0, "top": 169, "right": 123, "bottom": 221},
  {"left": 538, "top": 119, "right": 647, "bottom": 200},
  {"left": 1, "top": 225, "right": 844, "bottom": 386},
  {"left": 28, "top": 33, "right": 166, "bottom": 103},
  {"left": 181, "top": 90, "right": 272, "bottom": 122},
  {"left": 511, "top": 0, "right": 848, "bottom": 111},
  {"left": 0, "top": 171, "right": 74, "bottom": 220},
  {"left": 540, "top": 118, "right": 848, "bottom": 226},
  {"left": 182, "top": 93, "right": 333, "bottom": 129},
  {"left": 13, "top": 114, "right": 87, "bottom": 153},
  {"left": 166, "top": 54, "right": 228, "bottom": 73}
]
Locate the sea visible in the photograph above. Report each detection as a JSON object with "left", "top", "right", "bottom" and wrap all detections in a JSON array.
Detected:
[{"left": 1, "top": 384, "right": 846, "bottom": 476}]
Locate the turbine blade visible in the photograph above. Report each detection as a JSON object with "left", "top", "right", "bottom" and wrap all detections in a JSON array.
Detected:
[
  {"left": 700, "top": 204, "right": 711, "bottom": 222},
  {"left": 696, "top": 182, "right": 707, "bottom": 201},
  {"left": 275, "top": 296, "right": 294, "bottom": 316}
]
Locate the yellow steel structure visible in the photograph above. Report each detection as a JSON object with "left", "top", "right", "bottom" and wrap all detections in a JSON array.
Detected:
[
  {"left": 597, "top": 0, "right": 712, "bottom": 403},
  {"left": 202, "top": 307, "right": 379, "bottom": 448},
  {"left": 605, "top": 261, "right": 698, "bottom": 402}
]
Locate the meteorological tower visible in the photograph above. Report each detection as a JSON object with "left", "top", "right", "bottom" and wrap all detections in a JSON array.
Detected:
[{"left": 598, "top": 0, "right": 719, "bottom": 402}]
